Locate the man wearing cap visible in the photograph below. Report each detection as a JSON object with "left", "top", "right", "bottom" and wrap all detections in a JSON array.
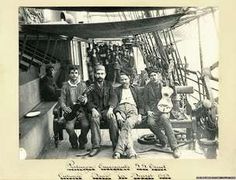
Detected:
[
  {"left": 59, "top": 65, "right": 90, "bottom": 150},
  {"left": 143, "top": 68, "right": 181, "bottom": 158},
  {"left": 87, "top": 65, "right": 119, "bottom": 157},
  {"left": 113, "top": 72, "right": 142, "bottom": 159},
  {"left": 40, "top": 64, "right": 59, "bottom": 101}
]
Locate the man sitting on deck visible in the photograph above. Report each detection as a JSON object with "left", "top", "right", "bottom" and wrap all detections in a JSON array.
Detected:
[
  {"left": 87, "top": 65, "right": 119, "bottom": 157},
  {"left": 143, "top": 68, "right": 181, "bottom": 158},
  {"left": 59, "top": 65, "right": 89, "bottom": 150},
  {"left": 113, "top": 72, "right": 142, "bottom": 159}
]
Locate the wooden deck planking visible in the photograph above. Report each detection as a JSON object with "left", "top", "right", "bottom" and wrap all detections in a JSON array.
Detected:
[{"left": 38, "top": 129, "right": 205, "bottom": 159}]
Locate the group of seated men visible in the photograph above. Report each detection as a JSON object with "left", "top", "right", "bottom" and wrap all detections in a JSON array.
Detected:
[{"left": 40, "top": 63, "right": 181, "bottom": 159}]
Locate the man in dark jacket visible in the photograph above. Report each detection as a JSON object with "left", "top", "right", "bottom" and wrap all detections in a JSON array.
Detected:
[
  {"left": 113, "top": 72, "right": 142, "bottom": 159},
  {"left": 87, "top": 65, "right": 119, "bottom": 157},
  {"left": 40, "top": 64, "right": 59, "bottom": 101},
  {"left": 143, "top": 68, "right": 181, "bottom": 158}
]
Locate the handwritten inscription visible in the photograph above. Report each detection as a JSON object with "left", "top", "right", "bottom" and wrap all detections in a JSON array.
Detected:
[
  {"left": 132, "top": 173, "right": 154, "bottom": 179},
  {"left": 92, "top": 173, "right": 111, "bottom": 180},
  {"left": 99, "top": 163, "right": 130, "bottom": 171},
  {"left": 58, "top": 173, "right": 82, "bottom": 180},
  {"left": 149, "top": 164, "right": 167, "bottom": 171},
  {"left": 58, "top": 161, "right": 171, "bottom": 179},
  {"left": 158, "top": 173, "right": 171, "bottom": 179},
  {"left": 135, "top": 163, "right": 149, "bottom": 171},
  {"left": 118, "top": 174, "right": 128, "bottom": 179},
  {"left": 135, "top": 163, "right": 167, "bottom": 171},
  {"left": 66, "top": 160, "right": 95, "bottom": 171}
]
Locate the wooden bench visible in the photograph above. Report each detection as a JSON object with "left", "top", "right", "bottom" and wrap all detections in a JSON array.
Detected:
[
  {"left": 19, "top": 101, "right": 58, "bottom": 159},
  {"left": 53, "top": 85, "right": 197, "bottom": 149}
]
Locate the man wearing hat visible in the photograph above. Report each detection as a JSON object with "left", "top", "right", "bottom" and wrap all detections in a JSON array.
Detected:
[
  {"left": 87, "top": 65, "right": 119, "bottom": 157},
  {"left": 40, "top": 64, "right": 59, "bottom": 101},
  {"left": 143, "top": 68, "right": 181, "bottom": 158}
]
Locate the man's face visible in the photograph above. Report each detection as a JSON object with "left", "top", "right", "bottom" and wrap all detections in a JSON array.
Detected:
[
  {"left": 47, "top": 68, "right": 55, "bottom": 77},
  {"left": 69, "top": 69, "right": 79, "bottom": 81},
  {"left": 150, "top": 72, "right": 162, "bottom": 82},
  {"left": 95, "top": 70, "right": 106, "bottom": 82},
  {"left": 120, "top": 74, "right": 130, "bottom": 88}
]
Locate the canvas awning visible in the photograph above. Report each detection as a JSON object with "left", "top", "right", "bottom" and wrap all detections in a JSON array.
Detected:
[
  {"left": 21, "top": 13, "right": 184, "bottom": 39},
  {"left": 31, "top": 7, "right": 178, "bottom": 12}
]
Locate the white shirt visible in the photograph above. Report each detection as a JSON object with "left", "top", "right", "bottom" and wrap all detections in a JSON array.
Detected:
[{"left": 119, "top": 88, "right": 136, "bottom": 106}]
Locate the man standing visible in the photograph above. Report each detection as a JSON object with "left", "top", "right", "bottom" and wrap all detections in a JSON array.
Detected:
[
  {"left": 143, "top": 68, "right": 181, "bottom": 158},
  {"left": 59, "top": 65, "right": 89, "bottom": 150},
  {"left": 113, "top": 72, "right": 142, "bottom": 159},
  {"left": 87, "top": 65, "right": 119, "bottom": 157}
]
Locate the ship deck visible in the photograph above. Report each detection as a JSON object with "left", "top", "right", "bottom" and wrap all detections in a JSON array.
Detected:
[{"left": 38, "top": 129, "right": 205, "bottom": 159}]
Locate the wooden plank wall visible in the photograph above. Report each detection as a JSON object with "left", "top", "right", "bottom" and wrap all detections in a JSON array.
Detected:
[{"left": 19, "top": 78, "right": 41, "bottom": 119}]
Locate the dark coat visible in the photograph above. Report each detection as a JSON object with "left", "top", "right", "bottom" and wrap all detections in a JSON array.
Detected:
[
  {"left": 143, "top": 81, "right": 175, "bottom": 112},
  {"left": 87, "top": 80, "right": 116, "bottom": 112},
  {"left": 40, "top": 75, "right": 58, "bottom": 101},
  {"left": 143, "top": 81, "right": 163, "bottom": 112}
]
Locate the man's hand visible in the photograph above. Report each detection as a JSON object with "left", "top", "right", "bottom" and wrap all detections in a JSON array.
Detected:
[
  {"left": 147, "top": 111, "right": 154, "bottom": 117},
  {"left": 116, "top": 112, "right": 125, "bottom": 126},
  {"left": 116, "top": 112, "right": 124, "bottom": 121},
  {"left": 92, "top": 108, "right": 100, "bottom": 118},
  {"left": 137, "top": 114, "right": 142, "bottom": 124},
  {"left": 63, "top": 106, "right": 72, "bottom": 114},
  {"left": 107, "top": 107, "right": 115, "bottom": 119},
  {"left": 78, "top": 95, "right": 87, "bottom": 104}
]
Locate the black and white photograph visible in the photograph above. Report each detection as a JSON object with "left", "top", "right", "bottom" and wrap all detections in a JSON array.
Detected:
[
  {"left": 18, "top": 6, "right": 219, "bottom": 160},
  {"left": 3, "top": 0, "right": 236, "bottom": 179}
]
